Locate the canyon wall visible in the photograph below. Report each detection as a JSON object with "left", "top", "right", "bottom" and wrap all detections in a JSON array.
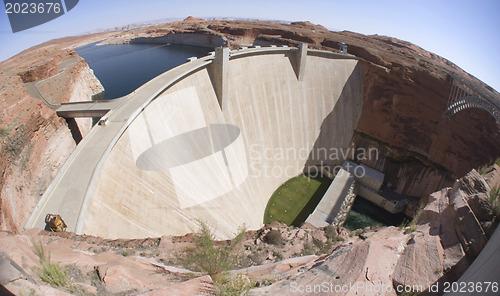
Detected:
[{"left": 0, "top": 46, "right": 104, "bottom": 232}]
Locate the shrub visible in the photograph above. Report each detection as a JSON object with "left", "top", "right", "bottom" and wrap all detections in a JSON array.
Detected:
[
  {"left": 351, "top": 229, "right": 363, "bottom": 237},
  {"left": 398, "top": 218, "right": 411, "bottom": 230},
  {"left": 478, "top": 164, "right": 489, "bottom": 175},
  {"left": 404, "top": 209, "right": 422, "bottom": 234},
  {"left": 31, "top": 240, "right": 86, "bottom": 295},
  {"left": 272, "top": 250, "right": 283, "bottom": 261},
  {"left": 313, "top": 238, "right": 334, "bottom": 255},
  {"left": 478, "top": 158, "right": 500, "bottom": 175},
  {"left": 175, "top": 222, "right": 251, "bottom": 294},
  {"left": 0, "top": 127, "right": 8, "bottom": 138},
  {"left": 32, "top": 240, "right": 68, "bottom": 288},
  {"left": 175, "top": 221, "right": 245, "bottom": 276},
  {"left": 302, "top": 241, "right": 315, "bottom": 255},
  {"left": 214, "top": 273, "right": 253, "bottom": 296},
  {"left": 324, "top": 225, "right": 337, "bottom": 239},
  {"left": 263, "top": 230, "right": 283, "bottom": 246},
  {"left": 489, "top": 185, "right": 500, "bottom": 217}
]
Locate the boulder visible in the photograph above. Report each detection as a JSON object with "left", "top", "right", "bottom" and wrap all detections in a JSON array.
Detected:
[
  {"left": 448, "top": 183, "right": 488, "bottom": 258},
  {"left": 392, "top": 231, "right": 444, "bottom": 291},
  {"left": 0, "top": 251, "right": 35, "bottom": 286},
  {"left": 459, "top": 169, "right": 490, "bottom": 196},
  {"left": 133, "top": 275, "right": 214, "bottom": 296},
  {"left": 418, "top": 188, "right": 468, "bottom": 274},
  {"left": 96, "top": 264, "right": 145, "bottom": 294},
  {"left": 481, "top": 164, "right": 500, "bottom": 188}
]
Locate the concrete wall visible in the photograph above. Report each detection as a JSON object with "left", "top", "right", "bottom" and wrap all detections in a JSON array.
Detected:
[
  {"left": 81, "top": 50, "right": 363, "bottom": 239},
  {"left": 306, "top": 168, "right": 356, "bottom": 227},
  {"left": 342, "top": 160, "right": 384, "bottom": 190}
]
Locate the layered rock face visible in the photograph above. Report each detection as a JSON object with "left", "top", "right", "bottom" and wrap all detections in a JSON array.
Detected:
[
  {"left": 0, "top": 45, "right": 104, "bottom": 233},
  {"left": 391, "top": 168, "right": 498, "bottom": 294}
]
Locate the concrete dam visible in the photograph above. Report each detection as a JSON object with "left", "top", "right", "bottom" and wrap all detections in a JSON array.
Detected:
[{"left": 26, "top": 45, "right": 364, "bottom": 239}]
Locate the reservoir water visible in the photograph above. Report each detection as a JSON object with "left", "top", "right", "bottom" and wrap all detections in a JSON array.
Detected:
[{"left": 76, "top": 43, "right": 212, "bottom": 100}]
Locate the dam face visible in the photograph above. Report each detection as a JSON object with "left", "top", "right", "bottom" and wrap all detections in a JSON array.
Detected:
[{"left": 63, "top": 49, "right": 363, "bottom": 239}]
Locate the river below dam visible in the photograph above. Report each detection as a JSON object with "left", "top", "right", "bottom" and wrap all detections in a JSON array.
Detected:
[{"left": 76, "top": 42, "right": 212, "bottom": 100}]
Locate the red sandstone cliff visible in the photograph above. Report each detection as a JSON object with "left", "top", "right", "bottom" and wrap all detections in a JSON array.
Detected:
[{"left": 0, "top": 35, "right": 107, "bottom": 233}]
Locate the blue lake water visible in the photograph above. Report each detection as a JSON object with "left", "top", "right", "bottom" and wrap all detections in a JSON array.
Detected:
[{"left": 75, "top": 43, "right": 212, "bottom": 100}]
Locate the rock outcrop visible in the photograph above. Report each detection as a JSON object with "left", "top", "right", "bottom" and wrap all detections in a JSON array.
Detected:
[
  {"left": 0, "top": 46, "right": 104, "bottom": 233},
  {"left": 183, "top": 16, "right": 206, "bottom": 23},
  {"left": 392, "top": 167, "right": 498, "bottom": 294},
  {"left": 0, "top": 223, "right": 349, "bottom": 295}
]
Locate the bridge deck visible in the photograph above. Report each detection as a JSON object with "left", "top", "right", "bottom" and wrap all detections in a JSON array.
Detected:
[{"left": 55, "top": 99, "right": 125, "bottom": 118}]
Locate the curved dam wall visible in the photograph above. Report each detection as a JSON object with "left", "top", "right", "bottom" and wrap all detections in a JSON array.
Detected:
[{"left": 80, "top": 49, "right": 362, "bottom": 239}]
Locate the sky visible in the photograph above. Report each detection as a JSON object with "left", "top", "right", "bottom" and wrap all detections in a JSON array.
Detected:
[{"left": 1, "top": 0, "right": 499, "bottom": 91}]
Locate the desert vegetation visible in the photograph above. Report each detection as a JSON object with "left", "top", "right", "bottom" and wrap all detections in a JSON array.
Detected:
[
  {"left": 31, "top": 239, "right": 84, "bottom": 295},
  {"left": 489, "top": 185, "right": 500, "bottom": 218},
  {"left": 174, "top": 221, "right": 253, "bottom": 295}
]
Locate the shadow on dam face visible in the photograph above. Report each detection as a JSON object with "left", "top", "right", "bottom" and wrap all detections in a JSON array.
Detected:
[
  {"left": 74, "top": 51, "right": 364, "bottom": 239},
  {"left": 136, "top": 124, "right": 241, "bottom": 171},
  {"left": 303, "top": 65, "right": 363, "bottom": 173}
]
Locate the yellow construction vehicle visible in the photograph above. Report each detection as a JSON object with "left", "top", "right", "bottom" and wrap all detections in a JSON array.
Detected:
[{"left": 44, "top": 214, "right": 67, "bottom": 232}]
